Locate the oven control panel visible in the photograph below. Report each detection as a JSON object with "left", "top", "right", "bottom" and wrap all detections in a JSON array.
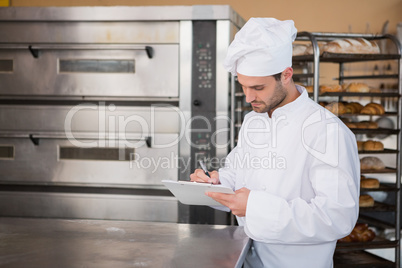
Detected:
[
  {"left": 189, "top": 21, "right": 219, "bottom": 224},
  {"left": 191, "top": 20, "right": 217, "bottom": 173}
]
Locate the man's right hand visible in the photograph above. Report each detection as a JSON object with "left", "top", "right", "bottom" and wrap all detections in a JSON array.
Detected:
[{"left": 190, "top": 169, "right": 220, "bottom": 184}]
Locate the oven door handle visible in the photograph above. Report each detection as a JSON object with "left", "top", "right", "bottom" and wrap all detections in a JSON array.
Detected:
[
  {"left": 0, "top": 44, "right": 154, "bottom": 59},
  {"left": 0, "top": 132, "right": 152, "bottom": 148}
]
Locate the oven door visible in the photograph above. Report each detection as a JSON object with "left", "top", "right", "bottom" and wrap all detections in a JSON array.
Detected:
[
  {"left": 0, "top": 20, "right": 180, "bottom": 99},
  {"left": 0, "top": 44, "right": 179, "bottom": 98},
  {"left": 0, "top": 104, "right": 181, "bottom": 222},
  {"left": 0, "top": 104, "right": 181, "bottom": 185}
]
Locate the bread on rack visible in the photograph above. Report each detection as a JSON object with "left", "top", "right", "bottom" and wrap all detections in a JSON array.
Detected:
[
  {"left": 360, "top": 102, "right": 385, "bottom": 115},
  {"left": 325, "top": 102, "right": 346, "bottom": 115},
  {"left": 362, "top": 140, "right": 384, "bottom": 151},
  {"left": 370, "top": 88, "right": 382, "bottom": 93},
  {"left": 345, "top": 82, "right": 370, "bottom": 93},
  {"left": 360, "top": 156, "right": 386, "bottom": 170},
  {"left": 360, "top": 105, "right": 378, "bottom": 115},
  {"left": 322, "top": 39, "right": 353, "bottom": 53},
  {"left": 305, "top": 42, "right": 327, "bottom": 55},
  {"left": 346, "top": 122, "right": 358, "bottom": 129},
  {"left": 359, "top": 121, "right": 378, "bottom": 129},
  {"left": 348, "top": 120, "right": 378, "bottom": 129},
  {"left": 359, "top": 194, "right": 375, "bottom": 207},
  {"left": 361, "top": 177, "right": 380, "bottom": 189},
  {"left": 305, "top": 85, "right": 314, "bottom": 93},
  {"left": 319, "top": 84, "right": 343, "bottom": 93},
  {"left": 319, "top": 101, "right": 328, "bottom": 107},
  {"left": 322, "top": 38, "right": 380, "bottom": 54},
  {"left": 338, "top": 223, "right": 376, "bottom": 243},
  {"left": 322, "top": 101, "right": 363, "bottom": 115},
  {"left": 292, "top": 44, "right": 308, "bottom": 56},
  {"left": 344, "top": 102, "right": 363, "bottom": 114},
  {"left": 349, "top": 38, "right": 380, "bottom": 54},
  {"left": 357, "top": 141, "right": 364, "bottom": 151}
]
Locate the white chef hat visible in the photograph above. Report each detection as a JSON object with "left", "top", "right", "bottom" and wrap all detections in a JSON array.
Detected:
[{"left": 223, "top": 17, "right": 297, "bottom": 77}]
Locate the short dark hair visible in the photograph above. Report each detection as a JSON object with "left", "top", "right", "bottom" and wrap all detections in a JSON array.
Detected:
[{"left": 273, "top": 72, "right": 281, "bottom": 81}]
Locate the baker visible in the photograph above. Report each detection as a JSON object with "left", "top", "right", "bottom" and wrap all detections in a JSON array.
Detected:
[{"left": 190, "top": 17, "right": 360, "bottom": 267}]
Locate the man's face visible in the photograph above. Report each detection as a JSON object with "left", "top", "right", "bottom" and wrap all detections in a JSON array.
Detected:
[{"left": 237, "top": 73, "right": 287, "bottom": 114}]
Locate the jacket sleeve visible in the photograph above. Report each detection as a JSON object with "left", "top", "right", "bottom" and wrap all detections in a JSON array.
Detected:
[
  {"left": 209, "top": 147, "right": 239, "bottom": 212},
  {"left": 243, "top": 123, "right": 360, "bottom": 244}
]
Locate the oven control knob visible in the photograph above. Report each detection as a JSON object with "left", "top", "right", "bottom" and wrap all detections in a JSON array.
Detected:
[{"left": 193, "top": 100, "right": 201, "bottom": 106}]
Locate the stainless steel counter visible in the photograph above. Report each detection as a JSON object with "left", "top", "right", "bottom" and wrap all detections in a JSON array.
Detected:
[{"left": 0, "top": 217, "right": 250, "bottom": 268}]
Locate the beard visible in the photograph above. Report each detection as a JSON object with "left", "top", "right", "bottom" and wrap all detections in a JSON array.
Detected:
[{"left": 251, "top": 81, "right": 287, "bottom": 114}]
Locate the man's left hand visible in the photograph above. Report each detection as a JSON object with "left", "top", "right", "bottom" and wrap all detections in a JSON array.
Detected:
[{"left": 206, "top": 187, "right": 250, "bottom": 217}]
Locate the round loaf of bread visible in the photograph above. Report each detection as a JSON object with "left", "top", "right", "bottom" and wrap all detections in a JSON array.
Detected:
[
  {"left": 363, "top": 140, "right": 384, "bottom": 151},
  {"left": 359, "top": 194, "right": 375, "bottom": 207},
  {"left": 352, "top": 225, "right": 376, "bottom": 242},
  {"left": 346, "top": 82, "right": 370, "bottom": 93},
  {"left": 354, "top": 223, "right": 369, "bottom": 233},
  {"left": 338, "top": 235, "right": 353, "bottom": 243},
  {"left": 361, "top": 178, "right": 380, "bottom": 189},
  {"left": 360, "top": 156, "right": 386, "bottom": 170},
  {"left": 359, "top": 228, "right": 376, "bottom": 242},
  {"left": 338, "top": 222, "right": 376, "bottom": 243}
]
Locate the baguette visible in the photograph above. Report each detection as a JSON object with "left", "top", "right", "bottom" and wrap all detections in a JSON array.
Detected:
[{"left": 322, "top": 38, "right": 380, "bottom": 54}]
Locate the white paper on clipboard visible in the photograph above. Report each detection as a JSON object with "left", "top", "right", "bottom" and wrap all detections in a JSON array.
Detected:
[{"left": 162, "top": 180, "right": 235, "bottom": 206}]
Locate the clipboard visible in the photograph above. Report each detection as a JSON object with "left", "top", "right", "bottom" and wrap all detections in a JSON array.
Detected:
[{"left": 162, "top": 180, "right": 234, "bottom": 206}]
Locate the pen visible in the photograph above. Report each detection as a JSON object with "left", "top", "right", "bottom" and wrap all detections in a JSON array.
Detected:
[{"left": 198, "top": 160, "right": 210, "bottom": 177}]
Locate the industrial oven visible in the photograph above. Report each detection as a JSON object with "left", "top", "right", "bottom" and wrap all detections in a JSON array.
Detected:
[{"left": 0, "top": 6, "right": 245, "bottom": 224}]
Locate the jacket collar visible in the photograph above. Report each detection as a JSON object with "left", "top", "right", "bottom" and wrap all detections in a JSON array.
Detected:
[{"left": 271, "top": 84, "right": 307, "bottom": 117}]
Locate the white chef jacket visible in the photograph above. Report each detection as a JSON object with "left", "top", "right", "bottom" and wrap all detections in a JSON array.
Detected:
[{"left": 218, "top": 85, "right": 360, "bottom": 268}]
